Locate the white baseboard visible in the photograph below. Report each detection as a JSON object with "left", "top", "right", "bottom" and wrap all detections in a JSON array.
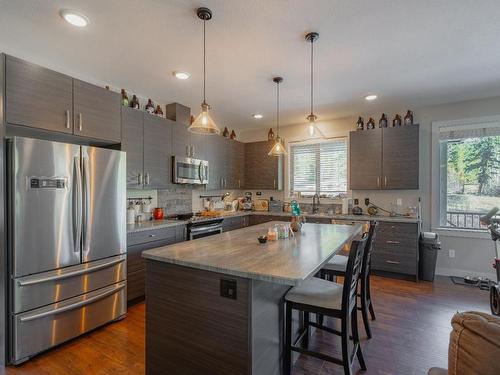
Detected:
[{"left": 436, "top": 267, "right": 496, "bottom": 280}]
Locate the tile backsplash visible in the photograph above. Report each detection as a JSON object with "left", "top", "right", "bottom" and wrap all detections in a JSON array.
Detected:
[{"left": 157, "top": 187, "right": 193, "bottom": 215}]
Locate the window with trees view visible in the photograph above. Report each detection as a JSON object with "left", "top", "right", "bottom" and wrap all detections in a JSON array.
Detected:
[
  {"left": 289, "top": 139, "right": 348, "bottom": 198},
  {"left": 439, "top": 124, "right": 500, "bottom": 229}
]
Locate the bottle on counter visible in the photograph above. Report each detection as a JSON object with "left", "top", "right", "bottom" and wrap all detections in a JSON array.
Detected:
[
  {"left": 154, "top": 105, "right": 164, "bottom": 117},
  {"left": 356, "top": 116, "right": 364, "bottom": 131},
  {"left": 392, "top": 114, "right": 402, "bottom": 127},
  {"left": 404, "top": 110, "right": 414, "bottom": 125},
  {"left": 366, "top": 117, "right": 375, "bottom": 129},
  {"left": 129, "top": 95, "right": 140, "bottom": 109},
  {"left": 120, "top": 89, "right": 129, "bottom": 107},
  {"left": 145, "top": 99, "right": 155, "bottom": 114},
  {"left": 379, "top": 113, "right": 388, "bottom": 128}
]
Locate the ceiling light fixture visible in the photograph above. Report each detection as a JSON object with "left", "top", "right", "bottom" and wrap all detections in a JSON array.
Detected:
[
  {"left": 365, "top": 94, "right": 378, "bottom": 101},
  {"left": 253, "top": 114, "right": 263, "bottom": 119},
  {"left": 59, "top": 9, "right": 90, "bottom": 27},
  {"left": 268, "top": 77, "right": 287, "bottom": 157},
  {"left": 188, "top": 7, "right": 220, "bottom": 135},
  {"left": 174, "top": 71, "right": 190, "bottom": 80},
  {"left": 305, "top": 32, "right": 324, "bottom": 138}
]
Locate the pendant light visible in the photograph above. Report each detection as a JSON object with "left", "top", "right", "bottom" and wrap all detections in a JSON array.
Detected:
[
  {"left": 268, "top": 77, "right": 287, "bottom": 156},
  {"left": 305, "top": 32, "right": 324, "bottom": 138},
  {"left": 188, "top": 7, "right": 220, "bottom": 135}
]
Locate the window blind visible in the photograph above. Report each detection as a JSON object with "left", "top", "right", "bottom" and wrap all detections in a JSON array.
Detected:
[{"left": 290, "top": 139, "right": 347, "bottom": 196}]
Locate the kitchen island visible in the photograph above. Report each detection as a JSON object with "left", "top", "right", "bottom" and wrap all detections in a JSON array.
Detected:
[{"left": 142, "top": 221, "right": 362, "bottom": 375}]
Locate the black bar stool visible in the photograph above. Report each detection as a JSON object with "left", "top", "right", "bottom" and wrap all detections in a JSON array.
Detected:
[
  {"left": 322, "top": 222, "right": 378, "bottom": 338},
  {"left": 283, "top": 233, "right": 368, "bottom": 375}
]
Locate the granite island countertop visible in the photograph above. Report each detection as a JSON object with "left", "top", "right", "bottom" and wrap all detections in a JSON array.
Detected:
[{"left": 142, "top": 221, "right": 362, "bottom": 285}]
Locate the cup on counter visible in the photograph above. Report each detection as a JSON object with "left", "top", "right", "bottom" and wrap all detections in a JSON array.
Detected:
[
  {"left": 153, "top": 207, "right": 164, "bottom": 220},
  {"left": 267, "top": 227, "right": 278, "bottom": 241}
]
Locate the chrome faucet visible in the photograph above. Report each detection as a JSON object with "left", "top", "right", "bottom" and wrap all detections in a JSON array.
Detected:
[{"left": 312, "top": 194, "right": 320, "bottom": 214}]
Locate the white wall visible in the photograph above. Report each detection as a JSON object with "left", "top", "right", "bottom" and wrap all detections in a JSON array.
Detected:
[{"left": 239, "top": 96, "right": 500, "bottom": 278}]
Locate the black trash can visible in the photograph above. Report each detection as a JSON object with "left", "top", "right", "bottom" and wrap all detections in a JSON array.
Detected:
[{"left": 419, "top": 232, "right": 441, "bottom": 281}]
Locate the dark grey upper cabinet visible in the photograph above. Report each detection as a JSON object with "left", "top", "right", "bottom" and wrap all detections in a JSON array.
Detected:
[
  {"left": 190, "top": 133, "right": 207, "bottom": 160},
  {"left": 244, "top": 140, "right": 283, "bottom": 190},
  {"left": 382, "top": 125, "right": 419, "bottom": 189},
  {"left": 172, "top": 121, "right": 191, "bottom": 158},
  {"left": 73, "top": 79, "right": 121, "bottom": 142},
  {"left": 143, "top": 114, "right": 173, "bottom": 189},
  {"left": 5, "top": 55, "right": 73, "bottom": 134},
  {"left": 121, "top": 107, "right": 144, "bottom": 189},
  {"left": 349, "top": 126, "right": 419, "bottom": 190},
  {"left": 349, "top": 129, "right": 383, "bottom": 190},
  {"left": 206, "top": 135, "right": 226, "bottom": 190},
  {"left": 226, "top": 139, "right": 245, "bottom": 189}
]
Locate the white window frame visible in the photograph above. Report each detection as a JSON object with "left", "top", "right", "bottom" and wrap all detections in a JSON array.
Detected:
[
  {"left": 431, "top": 115, "right": 500, "bottom": 237},
  {"left": 286, "top": 136, "right": 348, "bottom": 201}
]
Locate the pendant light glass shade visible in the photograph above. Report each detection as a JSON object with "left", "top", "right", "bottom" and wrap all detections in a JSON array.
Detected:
[
  {"left": 189, "top": 102, "right": 220, "bottom": 135},
  {"left": 268, "top": 77, "right": 287, "bottom": 157},
  {"left": 268, "top": 136, "right": 287, "bottom": 156},
  {"left": 188, "top": 7, "right": 220, "bottom": 135}
]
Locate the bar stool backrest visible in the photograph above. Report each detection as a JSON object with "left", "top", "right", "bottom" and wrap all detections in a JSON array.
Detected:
[
  {"left": 342, "top": 232, "right": 368, "bottom": 315},
  {"left": 361, "top": 222, "right": 378, "bottom": 278}
]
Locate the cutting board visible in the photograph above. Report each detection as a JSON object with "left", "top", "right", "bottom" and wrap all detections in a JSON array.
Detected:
[{"left": 254, "top": 199, "right": 269, "bottom": 211}]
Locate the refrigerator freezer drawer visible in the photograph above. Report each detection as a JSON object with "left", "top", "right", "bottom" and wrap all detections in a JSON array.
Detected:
[
  {"left": 11, "top": 281, "right": 126, "bottom": 364},
  {"left": 13, "top": 255, "right": 126, "bottom": 314}
]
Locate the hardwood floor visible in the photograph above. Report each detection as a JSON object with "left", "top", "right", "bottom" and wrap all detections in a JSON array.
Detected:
[{"left": 1, "top": 276, "right": 489, "bottom": 375}]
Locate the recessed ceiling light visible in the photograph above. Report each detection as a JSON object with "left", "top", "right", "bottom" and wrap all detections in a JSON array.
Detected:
[
  {"left": 59, "top": 9, "right": 90, "bottom": 27},
  {"left": 252, "top": 114, "right": 263, "bottom": 119},
  {"left": 174, "top": 71, "right": 190, "bottom": 80},
  {"left": 365, "top": 94, "right": 378, "bottom": 101}
]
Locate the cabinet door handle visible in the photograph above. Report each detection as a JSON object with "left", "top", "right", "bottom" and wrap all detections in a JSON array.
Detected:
[
  {"left": 238, "top": 179, "right": 241, "bottom": 189},
  {"left": 273, "top": 179, "right": 276, "bottom": 189},
  {"left": 138, "top": 173, "right": 143, "bottom": 186},
  {"left": 191, "top": 145, "right": 195, "bottom": 157},
  {"left": 386, "top": 240, "right": 400, "bottom": 244},
  {"left": 386, "top": 260, "right": 400, "bottom": 265},
  {"left": 148, "top": 234, "right": 156, "bottom": 238},
  {"left": 220, "top": 177, "right": 224, "bottom": 188},
  {"left": 78, "top": 113, "right": 83, "bottom": 131},
  {"left": 377, "top": 177, "right": 380, "bottom": 188},
  {"left": 145, "top": 173, "right": 150, "bottom": 186},
  {"left": 384, "top": 176, "right": 387, "bottom": 188},
  {"left": 186, "top": 145, "right": 190, "bottom": 157},
  {"left": 224, "top": 178, "right": 227, "bottom": 188},
  {"left": 65, "top": 110, "right": 70, "bottom": 129}
]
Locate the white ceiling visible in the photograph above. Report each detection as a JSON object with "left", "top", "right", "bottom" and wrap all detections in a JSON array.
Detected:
[{"left": 1, "top": 0, "right": 500, "bottom": 131}]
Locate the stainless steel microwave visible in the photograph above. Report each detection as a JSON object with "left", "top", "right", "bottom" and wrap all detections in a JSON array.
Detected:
[{"left": 172, "top": 156, "right": 209, "bottom": 185}]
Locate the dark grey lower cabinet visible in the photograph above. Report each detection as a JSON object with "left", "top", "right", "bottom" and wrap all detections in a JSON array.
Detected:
[
  {"left": 371, "top": 222, "right": 419, "bottom": 279},
  {"left": 248, "top": 214, "right": 288, "bottom": 226},
  {"left": 222, "top": 216, "right": 249, "bottom": 232},
  {"left": 304, "top": 216, "right": 332, "bottom": 224},
  {"left": 127, "top": 225, "right": 185, "bottom": 301}
]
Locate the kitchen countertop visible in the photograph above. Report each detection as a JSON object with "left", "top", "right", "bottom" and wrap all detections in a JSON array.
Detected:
[
  {"left": 127, "top": 210, "right": 420, "bottom": 234},
  {"left": 127, "top": 219, "right": 188, "bottom": 233},
  {"left": 142, "top": 221, "right": 362, "bottom": 285}
]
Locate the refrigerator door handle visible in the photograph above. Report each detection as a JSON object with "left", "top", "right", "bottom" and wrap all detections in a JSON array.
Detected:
[
  {"left": 19, "top": 283, "right": 126, "bottom": 322},
  {"left": 73, "top": 157, "right": 83, "bottom": 253},
  {"left": 82, "top": 157, "right": 91, "bottom": 255}
]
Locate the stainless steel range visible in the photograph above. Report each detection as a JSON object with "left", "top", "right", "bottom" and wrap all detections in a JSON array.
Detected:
[
  {"left": 7, "top": 137, "right": 127, "bottom": 364},
  {"left": 187, "top": 217, "right": 223, "bottom": 240}
]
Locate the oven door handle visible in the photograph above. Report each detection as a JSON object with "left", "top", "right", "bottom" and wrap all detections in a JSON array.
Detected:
[{"left": 189, "top": 224, "right": 223, "bottom": 233}]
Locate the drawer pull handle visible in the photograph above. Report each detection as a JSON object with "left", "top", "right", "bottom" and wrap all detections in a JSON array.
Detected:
[
  {"left": 148, "top": 234, "right": 156, "bottom": 238},
  {"left": 20, "top": 283, "right": 125, "bottom": 322},
  {"left": 386, "top": 260, "right": 400, "bottom": 265},
  {"left": 386, "top": 240, "right": 400, "bottom": 244}
]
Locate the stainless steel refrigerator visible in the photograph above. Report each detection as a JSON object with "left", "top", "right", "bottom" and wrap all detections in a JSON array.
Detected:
[{"left": 8, "top": 137, "right": 127, "bottom": 364}]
